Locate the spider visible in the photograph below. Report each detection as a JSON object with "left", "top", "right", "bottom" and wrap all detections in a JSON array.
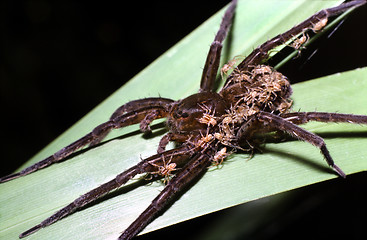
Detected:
[{"left": 1, "top": 0, "right": 367, "bottom": 239}]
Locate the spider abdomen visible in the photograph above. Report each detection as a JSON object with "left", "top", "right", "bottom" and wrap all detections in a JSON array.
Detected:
[{"left": 212, "top": 65, "right": 293, "bottom": 147}]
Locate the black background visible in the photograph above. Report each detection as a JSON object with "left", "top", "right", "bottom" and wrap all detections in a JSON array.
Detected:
[{"left": 1, "top": 1, "right": 366, "bottom": 240}]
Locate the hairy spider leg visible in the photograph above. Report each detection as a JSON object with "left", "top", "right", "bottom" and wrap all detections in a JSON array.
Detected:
[
  {"left": 110, "top": 98, "right": 174, "bottom": 121},
  {"left": 281, "top": 112, "right": 367, "bottom": 125},
  {"left": 257, "top": 111, "right": 351, "bottom": 178},
  {"left": 239, "top": 112, "right": 367, "bottom": 147},
  {"left": 225, "top": 0, "right": 367, "bottom": 87},
  {"left": 119, "top": 148, "right": 213, "bottom": 240},
  {"left": 18, "top": 145, "right": 193, "bottom": 238},
  {"left": 158, "top": 132, "right": 193, "bottom": 153},
  {"left": 199, "top": 0, "right": 237, "bottom": 92},
  {"left": 0, "top": 98, "right": 174, "bottom": 183},
  {"left": 90, "top": 98, "right": 174, "bottom": 146}
]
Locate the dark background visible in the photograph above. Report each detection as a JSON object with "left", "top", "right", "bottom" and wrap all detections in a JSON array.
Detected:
[
  {"left": 1, "top": 1, "right": 366, "bottom": 239},
  {"left": 1, "top": 1, "right": 229, "bottom": 176}
]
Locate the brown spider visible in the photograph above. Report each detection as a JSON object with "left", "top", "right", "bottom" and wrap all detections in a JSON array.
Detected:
[{"left": 1, "top": 0, "right": 367, "bottom": 239}]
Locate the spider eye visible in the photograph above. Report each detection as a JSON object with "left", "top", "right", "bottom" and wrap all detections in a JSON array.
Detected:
[
  {"left": 181, "top": 112, "right": 189, "bottom": 118},
  {"left": 174, "top": 109, "right": 189, "bottom": 119}
]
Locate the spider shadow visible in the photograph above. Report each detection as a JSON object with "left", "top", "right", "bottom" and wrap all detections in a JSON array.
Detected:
[
  {"left": 78, "top": 169, "right": 204, "bottom": 223},
  {"left": 260, "top": 147, "right": 334, "bottom": 175},
  {"left": 57, "top": 121, "right": 168, "bottom": 164},
  {"left": 262, "top": 130, "right": 367, "bottom": 144},
  {"left": 63, "top": 128, "right": 366, "bottom": 222},
  {"left": 257, "top": 130, "right": 367, "bottom": 175},
  {"left": 78, "top": 176, "right": 158, "bottom": 213},
  {"left": 314, "top": 130, "right": 367, "bottom": 139},
  {"left": 56, "top": 121, "right": 172, "bottom": 218},
  {"left": 102, "top": 121, "right": 167, "bottom": 144}
]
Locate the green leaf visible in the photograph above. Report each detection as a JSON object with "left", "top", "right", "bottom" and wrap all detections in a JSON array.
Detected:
[{"left": 1, "top": 1, "right": 366, "bottom": 240}]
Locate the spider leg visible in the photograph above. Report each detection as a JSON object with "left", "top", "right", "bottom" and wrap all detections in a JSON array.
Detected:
[
  {"left": 18, "top": 145, "right": 192, "bottom": 239},
  {"left": 199, "top": 0, "right": 237, "bottom": 92},
  {"left": 256, "top": 112, "right": 367, "bottom": 143},
  {"left": 158, "top": 132, "right": 193, "bottom": 153},
  {"left": 281, "top": 112, "right": 367, "bottom": 125},
  {"left": 110, "top": 98, "right": 174, "bottom": 121},
  {"left": 90, "top": 97, "right": 175, "bottom": 145},
  {"left": 257, "top": 111, "right": 347, "bottom": 178},
  {"left": 0, "top": 98, "right": 174, "bottom": 183},
  {"left": 225, "top": 0, "right": 366, "bottom": 86},
  {"left": 119, "top": 148, "right": 213, "bottom": 240}
]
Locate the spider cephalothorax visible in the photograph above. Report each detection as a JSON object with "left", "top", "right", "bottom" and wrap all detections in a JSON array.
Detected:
[
  {"left": 1, "top": 1, "right": 367, "bottom": 240},
  {"left": 168, "top": 92, "right": 228, "bottom": 134}
]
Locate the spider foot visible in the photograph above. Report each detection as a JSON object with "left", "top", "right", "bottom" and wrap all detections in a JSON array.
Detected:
[
  {"left": 0, "top": 172, "right": 21, "bottom": 183},
  {"left": 332, "top": 164, "right": 346, "bottom": 179},
  {"left": 19, "top": 224, "right": 42, "bottom": 238}
]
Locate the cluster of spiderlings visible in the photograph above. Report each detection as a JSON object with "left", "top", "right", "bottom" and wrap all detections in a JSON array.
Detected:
[
  {"left": 215, "top": 64, "right": 293, "bottom": 148},
  {"left": 232, "top": 65, "right": 292, "bottom": 114}
]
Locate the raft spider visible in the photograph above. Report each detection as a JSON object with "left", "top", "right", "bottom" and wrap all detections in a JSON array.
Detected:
[{"left": 1, "top": 1, "right": 366, "bottom": 240}]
